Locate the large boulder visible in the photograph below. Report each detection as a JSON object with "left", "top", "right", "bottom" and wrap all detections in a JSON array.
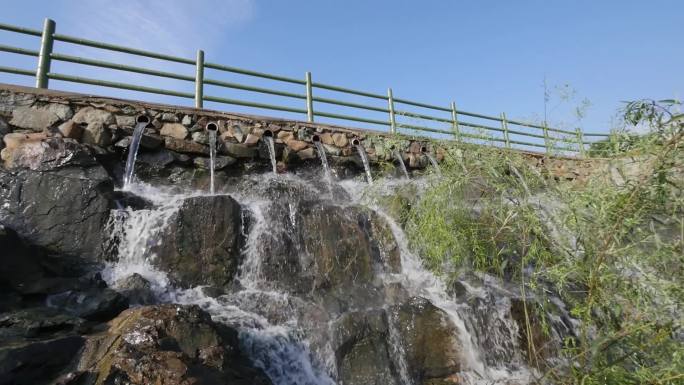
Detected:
[
  {"left": 332, "top": 310, "right": 399, "bottom": 385},
  {"left": 254, "top": 199, "right": 400, "bottom": 305},
  {"left": 389, "top": 297, "right": 461, "bottom": 384},
  {"left": 73, "top": 304, "right": 272, "bottom": 385},
  {"left": 0, "top": 335, "right": 84, "bottom": 385},
  {"left": 0, "top": 164, "right": 114, "bottom": 261},
  {"left": 151, "top": 195, "right": 243, "bottom": 288},
  {"left": 9, "top": 104, "right": 72, "bottom": 132}
]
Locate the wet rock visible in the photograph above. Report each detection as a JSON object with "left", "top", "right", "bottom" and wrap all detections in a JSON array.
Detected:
[
  {"left": 193, "top": 155, "right": 236, "bottom": 170},
  {"left": 74, "top": 305, "right": 272, "bottom": 385},
  {"left": 257, "top": 200, "right": 400, "bottom": 302},
  {"left": 164, "top": 136, "right": 208, "bottom": 155},
  {"left": 48, "top": 288, "right": 128, "bottom": 322},
  {"left": 160, "top": 122, "right": 188, "bottom": 139},
  {"left": 0, "top": 165, "right": 114, "bottom": 261},
  {"left": 137, "top": 149, "right": 175, "bottom": 168},
  {"left": 333, "top": 310, "right": 399, "bottom": 385},
  {"left": 116, "top": 274, "right": 156, "bottom": 305},
  {"left": 221, "top": 142, "right": 258, "bottom": 158},
  {"left": 298, "top": 147, "right": 316, "bottom": 159},
  {"left": 152, "top": 195, "right": 242, "bottom": 288},
  {"left": 390, "top": 297, "right": 461, "bottom": 383},
  {"left": 0, "top": 307, "right": 86, "bottom": 342},
  {"left": 0, "top": 335, "right": 84, "bottom": 385}
]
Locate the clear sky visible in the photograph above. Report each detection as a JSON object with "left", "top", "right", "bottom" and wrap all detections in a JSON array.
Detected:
[{"left": 1, "top": 0, "right": 682, "bottom": 142}]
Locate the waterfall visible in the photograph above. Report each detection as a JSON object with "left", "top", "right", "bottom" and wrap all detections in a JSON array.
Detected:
[
  {"left": 355, "top": 144, "right": 373, "bottom": 184},
  {"left": 314, "top": 141, "right": 333, "bottom": 193},
  {"left": 208, "top": 129, "right": 217, "bottom": 194},
  {"left": 394, "top": 151, "right": 410, "bottom": 179},
  {"left": 105, "top": 174, "right": 544, "bottom": 385},
  {"left": 265, "top": 136, "right": 277, "bottom": 175},
  {"left": 122, "top": 119, "right": 149, "bottom": 189},
  {"left": 425, "top": 152, "right": 442, "bottom": 176}
]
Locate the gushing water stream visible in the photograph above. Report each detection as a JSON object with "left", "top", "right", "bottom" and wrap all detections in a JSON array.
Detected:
[
  {"left": 122, "top": 118, "right": 149, "bottom": 189},
  {"left": 264, "top": 136, "right": 277, "bottom": 175},
  {"left": 394, "top": 150, "right": 410, "bottom": 179},
  {"left": 425, "top": 152, "right": 442, "bottom": 176},
  {"left": 208, "top": 128, "right": 217, "bottom": 194},
  {"left": 314, "top": 141, "right": 333, "bottom": 193},
  {"left": 354, "top": 144, "right": 373, "bottom": 184}
]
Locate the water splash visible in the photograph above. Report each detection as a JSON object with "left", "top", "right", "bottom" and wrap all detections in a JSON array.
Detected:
[
  {"left": 314, "top": 141, "right": 333, "bottom": 194},
  {"left": 355, "top": 144, "right": 373, "bottom": 184},
  {"left": 264, "top": 136, "right": 277, "bottom": 175},
  {"left": 394, "top": 151, "right": 410, "bottom": 179},
  {"left": 208, "top": 129, "right": 217, "bottom": 194},
  {"left": 122, "top": 120, "right": 149, "bottom": 189},
  {"left": 425, "top": 153, "right": 442, "bottom": 176}
]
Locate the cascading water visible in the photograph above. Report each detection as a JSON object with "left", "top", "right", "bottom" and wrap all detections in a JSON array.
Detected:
[
  {"left": 394, "top": 150, "right": 410, "bottom": 179},
  {"left": 313, "top": 139, "right": 333, "bottom": 193},
  {"left": 264, "top": 134, "right": 277, "bottom": 175},
  {"left": 354, "top": 141, "right": 373, "bottom": 184},
  {"left": 122, "top": 116, "right": 150, "bottom": 189},
  {"left": 425, "top": 151, "right": 442, "bottom": 176},
  {"left": 207, "top": 122, "right": 218, "bottom": 194},
  {"left": 105, "top": 170, "right": 553, "bottom": 385}
]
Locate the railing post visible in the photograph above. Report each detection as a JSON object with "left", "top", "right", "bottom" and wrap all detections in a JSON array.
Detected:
[
  {"left": 35, "top": 18, "right": 55, "bottom": 89},
  {"left": 542, "top": 120, "right": 551, "bottom": 155},
  {"left": 450, "top": 101, "right": 460, "bottom": 141},
  {"left": 575, "top": 127, "right": 585, "bottom": 157},
  {"left": 194, "top": 49, "right": 204, "bottom": 108},
  {"left": 501, "top": 112, "right": 511, "bottom": 149},
  {"left": 387, "top": 88, "right": 396, "bottom": 134},
  {"left": 305, "top": 71, "right": 314, "bottom": 122}
]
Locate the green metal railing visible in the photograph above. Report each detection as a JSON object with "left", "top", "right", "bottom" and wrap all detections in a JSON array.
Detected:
[{"left": 0, "top": 18, "right": 610, "bottom": 156}]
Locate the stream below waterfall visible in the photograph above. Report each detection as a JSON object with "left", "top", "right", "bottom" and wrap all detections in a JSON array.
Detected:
[{"left": 102, "top": 171, "right": 565, "bottom": 385}]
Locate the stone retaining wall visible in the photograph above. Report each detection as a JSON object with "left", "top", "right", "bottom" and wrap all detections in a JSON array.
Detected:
[{"left": 0, "top": 83, "right": 613, "bottom": 182}]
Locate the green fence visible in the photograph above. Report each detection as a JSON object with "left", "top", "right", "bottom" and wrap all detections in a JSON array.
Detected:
[{"left": 0, "top": 18, "right": 610, "bottom": 156}]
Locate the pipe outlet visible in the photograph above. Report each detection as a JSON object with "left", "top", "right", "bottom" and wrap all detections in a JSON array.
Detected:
[{"left": 206, "top": 122, "right": 218, "bottom": 131}]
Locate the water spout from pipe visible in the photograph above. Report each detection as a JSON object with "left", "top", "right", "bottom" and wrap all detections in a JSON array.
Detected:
[
  {"left": 123, "top": 115, "right": 150, "bottom": 190},
  {"left": 263, "top": 130, "right": 277, "bottom": 175},
  {"left": 392, "top": 146, "right": 410, "bottom": 179},
  {"left": 353, "top": 139, "right": 373, "bottom": 184},
  {"left": 206, "top": 122, "right": 218, "bottom": 194},
  {"left": 312, "top": 135, "right": 333, "bottom": 194},
  {"left": 421, "top": 146, "right": 442, "bottom": 176}
]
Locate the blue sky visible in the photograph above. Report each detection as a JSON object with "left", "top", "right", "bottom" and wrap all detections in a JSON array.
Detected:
[{"left": 1, "top": 0, "right": 682, "bottom": 145}]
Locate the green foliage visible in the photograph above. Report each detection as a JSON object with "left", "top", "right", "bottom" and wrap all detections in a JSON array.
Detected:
[{"left": 369, "top": 100, "right": 684, "bottom": 384}]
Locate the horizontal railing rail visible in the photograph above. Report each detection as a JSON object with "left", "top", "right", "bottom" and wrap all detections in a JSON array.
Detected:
[{"left": 0, "top": 18, "right": 612, "bottom": 156}]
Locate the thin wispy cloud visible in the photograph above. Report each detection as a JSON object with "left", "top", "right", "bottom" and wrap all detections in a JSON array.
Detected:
[{"left": 61, "top": 0, "right": 254, "bottom": 57}]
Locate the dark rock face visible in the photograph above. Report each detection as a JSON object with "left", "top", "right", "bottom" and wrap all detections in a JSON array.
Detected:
[
  {"left": 152, "top": 195, "right": 243, "bottom": 288},
  {"left": 0, "top": 165, "right": 113, "bottom": 261},
  {"left": 115, "top": 273, "right": 156, "bottom": 305},
  {"left": 47, "top": 288, "right": 128, "bottom": 322},
  {"left": 333, "top": 310, "right": 399, "bottom": 385},
  {"left": 390, "top": 297, "right": 461, "bottom": 384},
  {"left": 73, "top": 304, "right": 272, "bottom": 385},
  {"left": 255, "top": 199, "right": 400, "bottom": 301},
  {"left": 0, "top": 335, "right": 85, "bottom": 385}
]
